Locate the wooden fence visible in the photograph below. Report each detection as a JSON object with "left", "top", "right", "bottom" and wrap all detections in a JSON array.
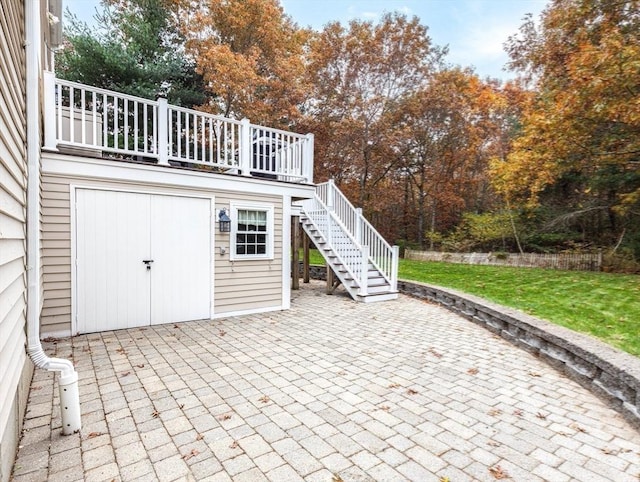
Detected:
[{"left": 405, "top": 249, "right": 603, "bottom": 271}]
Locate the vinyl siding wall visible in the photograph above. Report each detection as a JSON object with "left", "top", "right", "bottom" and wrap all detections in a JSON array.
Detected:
[
  {"left": 40, "top": 180, "right": 71, "bottom": 335},
  {"left": 0, "top": 0, "right": 33, "bottom": 481},
  {"left": 40, "top": 174, "right": 285, "bottom": 334},
  {"left": 214, "top": 193, "right": 283, "bottom": 315}
]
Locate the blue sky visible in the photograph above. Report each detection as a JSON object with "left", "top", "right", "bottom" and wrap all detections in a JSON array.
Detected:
[{"left": 63, "top": 0, "right": 548, "bottom": 81}]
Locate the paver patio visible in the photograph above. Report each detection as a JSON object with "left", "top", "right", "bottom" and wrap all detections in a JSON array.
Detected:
[{"left": 12, "top": 281, "right": 640, "bottom": 481}]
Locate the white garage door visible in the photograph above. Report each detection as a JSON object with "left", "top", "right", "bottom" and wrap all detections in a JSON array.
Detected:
[{"left": 75, "top": 189, "right": 212, "bottom": 334}]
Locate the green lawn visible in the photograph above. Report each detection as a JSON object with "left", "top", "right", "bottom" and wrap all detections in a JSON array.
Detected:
[{"left": 303, "top": 250, "right": 640, "bottom": 356}]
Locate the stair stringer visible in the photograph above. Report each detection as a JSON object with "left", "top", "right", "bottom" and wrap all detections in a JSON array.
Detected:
[{"left": 300, "top": 202, "right": 398, "bottom": 302}]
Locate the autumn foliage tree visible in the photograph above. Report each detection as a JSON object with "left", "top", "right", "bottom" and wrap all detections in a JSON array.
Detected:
[
  {"left": 183, "top": 0, "right": 309, "bottom": 128},
  {"left": 394, "top": 68, "right": 512, "bottom": 247},
  {"left": 303, "top": 14, "right": 443, "bottom": 215},
  {"left": 493, "top": 0, "right": 640, "bottom": 255}
]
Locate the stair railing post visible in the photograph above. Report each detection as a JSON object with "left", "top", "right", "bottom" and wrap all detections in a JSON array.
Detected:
[
  {"left": 359, "top": 245, "right": 369, "bottom": 296},
  {"left": 326, "top": 209, "right": 332, "bottom": 247},
  {"left": 391, "top": 245, "right": 399, "bottom": 291},
  {"left": 326, "top": 179, "right": 334, "bottom": 247},
  {"left": 355, "top": 207, "right": 362, "bottom": 245}
]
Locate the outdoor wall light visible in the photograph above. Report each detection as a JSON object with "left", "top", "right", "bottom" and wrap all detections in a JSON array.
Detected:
[{"left": 218, "top": 208, "right": 231, "bottom": 233}]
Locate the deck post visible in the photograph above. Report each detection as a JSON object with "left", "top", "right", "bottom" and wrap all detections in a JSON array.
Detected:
[
  {"left": 292, "top": 216, "right": 300, "bottom": 290},
  {"left": 326, "top": 262, "right": 334, "bottom": 294},
  {"left": 303, "top": 230, "right": 310, "bottom": 283},
  {"left": 304, "top": 133, "right": 314, "bottom": 183},
  {"left": 43, "top": 71, "right": 58, "bottom": 151},
  {"left": 240, "top": 118, "right": 251, "bottom": 176},
  {"left": 157, "top": 96, "right": 169, "bottom": 165}
]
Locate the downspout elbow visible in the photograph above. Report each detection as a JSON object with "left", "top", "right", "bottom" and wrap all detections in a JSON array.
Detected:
[{"left": 27, "top": 343, "right": 77, "bottom": 383}]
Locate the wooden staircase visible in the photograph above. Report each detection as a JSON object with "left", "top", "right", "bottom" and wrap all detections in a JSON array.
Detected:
[{"left": 301, "top": 181, "right": 399, "bottom": 303}]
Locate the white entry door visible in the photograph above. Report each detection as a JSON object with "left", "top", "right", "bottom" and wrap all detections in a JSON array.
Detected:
[{"left": 75, "top": 189, "right": 211, "bottom": 334}]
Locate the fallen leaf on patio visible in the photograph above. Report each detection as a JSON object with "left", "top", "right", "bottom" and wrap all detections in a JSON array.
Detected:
[
  {"left": 116, "top": 348, "right": 126, "bottom": 355},
  {"left": 602, "top": 447, "right": 617, "bottom": 455},
  {"left": 513, "top": 409, "right": 523, "bottom": 417},
  {"left": 258, "top": 395, "right": 270, "bottom": 404},
  {"left": 42, "top": 337, "right": 57, "bottom": 343},
  {"left": 218, "top": 330, "right": 227, "bottom": 337},
  {"left": 528, "top": 371, "right": 541, "bottom": 377},
  {"left": 488, "top": 409, "right": 503, "bottom": 417},
  {"left": 467, "top": 368, "right": 479, "bottom": 375},
  {"left": 136, "top": 364, "right": 145, "bottom": 368},
  {"left": 489, "top": 465, "right": 509, "bottom": 479},
  {"left": 536, "top": 412, "right": 547, "bottom": 420},
  {"left": 182, "top": 449, "right": 199, "bottom": 460},
  {"left": 487, "top": 440, "right": 501, "bottom": 447},
  {"left": 379, "top": 405, "right": 391, "bottom": 412},
  {"left": 217, "top": 413, "right": 232, "bottom": 421},
  {"left": 388, "top": 383, "right": 401, "bottom": 389},
  {"left": 439, "top": 477, "right": 450, "bottom": 482},
  {"left": 569, "top": 423, "right": 587, "bottom": 433},
  {"left": 337, "top": 370, "right": 346, "bottom": 376},
  {"left": 428, "top": 348, "right": 443, "bottom": 358},
  {"left": 406, "top": 389, "right": 419, "bottom": 395},
  {"left": 196, "top": 433, "right": 204, "bottom": 441},
  {"left": 31, "top": 386, "right": 42, "bottom": 391},
  {"left": 174, "top": 324, "right": 181, "bottom": 329},
  {"left": 331, "top": 474, "right": 344, "bottom": 482},
  {"left": 229, "top": 440, "right": 239, "bottom": 449},
  {"left": 86, "top": 432, "right": 102, "bottom": 439},
  {"left": 120, "top": 371, "right": 130, "bottom": 377},
  {"left": 152, "top": 410, "right": 160, "bottom": 418}
]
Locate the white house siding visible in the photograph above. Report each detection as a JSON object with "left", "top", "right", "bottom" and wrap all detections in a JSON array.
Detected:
[
  {"left": 0, "top": 1, "right": 33, "bottom": 481},
  {"left": 40, "top": 171, "right": 286, "bottom": 334}
]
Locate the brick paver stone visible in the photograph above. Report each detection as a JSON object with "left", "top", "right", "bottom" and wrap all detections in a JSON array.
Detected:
[{"left": 11, "top": 281, "right": 640, "bottom": 481}]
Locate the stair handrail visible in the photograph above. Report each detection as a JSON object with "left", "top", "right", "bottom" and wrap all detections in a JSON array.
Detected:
[
  {"left": 302, "top": 194, "right": 369, "bottom": 292},
  {"left": 315, "top": 180, "right": 398, "bottom": 289}
]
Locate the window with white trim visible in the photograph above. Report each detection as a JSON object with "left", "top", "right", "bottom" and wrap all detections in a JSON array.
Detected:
[{"left": 230, "top": 203, "right": 274, "bottom": 260}]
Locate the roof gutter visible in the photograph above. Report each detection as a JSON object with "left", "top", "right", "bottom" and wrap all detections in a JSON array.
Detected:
[{"left": 25, "top": 0, "right": 81, "bottom": 435}]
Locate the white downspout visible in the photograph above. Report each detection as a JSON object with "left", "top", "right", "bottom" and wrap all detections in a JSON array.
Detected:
[{"left": 25, "top": 0, "right": 81, "bottom": 435}]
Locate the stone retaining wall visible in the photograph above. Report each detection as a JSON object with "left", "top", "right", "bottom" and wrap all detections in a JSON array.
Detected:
[{"left": 300, "top": 264, "right": 640, "bottom": 429}]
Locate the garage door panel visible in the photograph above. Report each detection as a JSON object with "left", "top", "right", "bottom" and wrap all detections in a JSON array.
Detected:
[
  {"left": 150, "top": 195, "right": 211, "bottom": 325},
  {"left": 76, "top": 190, "right": 151, "bottom": 333}
]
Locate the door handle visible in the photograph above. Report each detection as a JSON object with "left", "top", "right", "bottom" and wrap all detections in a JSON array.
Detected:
[{"left": 142, "top": 259, "right": 154, "bottom": 270}]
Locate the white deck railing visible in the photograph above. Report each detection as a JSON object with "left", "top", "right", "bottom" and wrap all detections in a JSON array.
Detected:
[
  {"left": 43, "top": 72, "right": 314, "bottom": 182},
  {"left": 311, "top": 180, "right": 399, "bottom": 291}
]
